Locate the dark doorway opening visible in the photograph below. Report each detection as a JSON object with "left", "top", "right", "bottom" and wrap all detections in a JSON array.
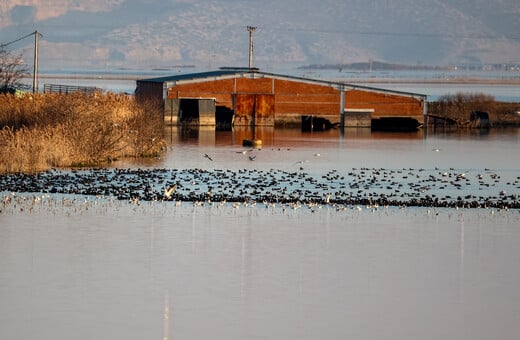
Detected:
[
  {"left": 216, "top": 106, "right": 234, "bottom": 131},
  {"left": 371, "top": 117, "right": 422, "bottom": 132},
  {"left": 179, "top": 99, "right": 199, "bottom": 124}
]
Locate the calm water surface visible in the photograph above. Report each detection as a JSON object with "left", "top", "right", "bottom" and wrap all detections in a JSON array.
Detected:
[
  {"left": 151, "top": 127, "right": 520, "bottom": 171},
  {"left": 1, "top": 128, "right": 519, "bottom": 340}
]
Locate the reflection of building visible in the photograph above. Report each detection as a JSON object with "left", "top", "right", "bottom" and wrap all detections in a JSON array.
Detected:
[{"left": 136, "top": 68, "right": 427, "bottom": 130}]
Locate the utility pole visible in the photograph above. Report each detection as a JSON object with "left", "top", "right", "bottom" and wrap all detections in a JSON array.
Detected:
[
  {"left": 247, "top": 26, "right": 256, "bottom": 69},
  {"left": 33, "top": 30, "right": 39, "bottom": 93},
  {"left": 1, "top": 30, "right": 41, "bottom": 93}
]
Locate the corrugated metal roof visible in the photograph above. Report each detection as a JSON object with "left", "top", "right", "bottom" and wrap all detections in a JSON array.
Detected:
[
  {"left": 136, "top": 68, "right": 427, "bottom": 100},
  {"left": 136, "top": 69, "right": 247, "bottom": 83}
]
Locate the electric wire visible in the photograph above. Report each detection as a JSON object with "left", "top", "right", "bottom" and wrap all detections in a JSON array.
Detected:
[{"left": 0, "top": 31, "right": 43, "bottom": 48}]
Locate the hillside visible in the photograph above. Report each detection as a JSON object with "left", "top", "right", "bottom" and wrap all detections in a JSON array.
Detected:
[{"left": 1, "top": 0, "right": 519, "bottom": 71}]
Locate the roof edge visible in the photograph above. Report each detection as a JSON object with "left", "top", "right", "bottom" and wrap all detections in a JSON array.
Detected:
[{"left": 137, "top": 69, "right": 427, "bottom": 100}]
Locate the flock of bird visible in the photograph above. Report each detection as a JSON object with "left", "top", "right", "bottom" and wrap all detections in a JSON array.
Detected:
[{"left": 0, "top": 152, "right": 518, "bottom": 210}]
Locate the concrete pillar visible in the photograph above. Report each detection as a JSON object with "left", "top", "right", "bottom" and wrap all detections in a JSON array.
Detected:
[{"left": 340, "top": 86, "right": 345, "bottom": 132}]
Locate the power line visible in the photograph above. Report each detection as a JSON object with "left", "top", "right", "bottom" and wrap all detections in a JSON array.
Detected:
[
  {"left": 0, "top": 31, "right": 42, "bottom": 48},
  {"left": 0, "top": 31, "right": 42, "bottom": 94}
]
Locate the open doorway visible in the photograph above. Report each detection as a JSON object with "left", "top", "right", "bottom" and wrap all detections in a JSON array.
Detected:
[
  {"left": 179, "top": 98, "right": 200, "bottom": 124},
  {"left": 178, "top": 98, "right": 216, "bottom": 126},
  {"left": 216, "top": 105, "right": 234, "bottom": 130}
]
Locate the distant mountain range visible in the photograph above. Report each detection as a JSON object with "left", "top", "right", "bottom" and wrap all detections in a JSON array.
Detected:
[{"left": 1, "top": 0, "right": 519, "bottom": 72}]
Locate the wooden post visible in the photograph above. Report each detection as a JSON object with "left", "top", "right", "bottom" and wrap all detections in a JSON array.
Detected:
[
  {"left": 251, "top": 94, "right": 256, "bottom": 138},
  {"left": 33, "top": 30, "right": 39, "bottom": 94},
  {"left": 340, "top": 85, "right": 345, "bottom": 134}
]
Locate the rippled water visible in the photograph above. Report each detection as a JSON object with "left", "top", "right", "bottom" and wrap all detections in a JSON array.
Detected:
[{"left": 1, "top": 128, "right": 519, "bottom": 340}]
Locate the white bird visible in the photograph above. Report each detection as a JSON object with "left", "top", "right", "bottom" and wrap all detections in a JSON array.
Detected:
[{"left": 164, "top": 184, "right": 177, "bottom": 199}]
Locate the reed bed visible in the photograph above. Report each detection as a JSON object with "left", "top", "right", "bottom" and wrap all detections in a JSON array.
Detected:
[
  {"left": 428, "top": 92, "right": 520, "bottom": 126},
  {"left": 0, "top": 92, "right": 164, "bottom": 173}
]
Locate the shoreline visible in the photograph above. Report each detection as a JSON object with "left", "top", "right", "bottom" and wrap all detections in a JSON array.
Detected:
[
  {"left": 341, "top": 78, "right": 520, "bottom": 85},
  {"left": 27, "top": 73, "right": 520, "bottom": 85}
]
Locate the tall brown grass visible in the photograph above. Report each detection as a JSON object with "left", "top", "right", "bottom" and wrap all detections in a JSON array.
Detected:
[
  {"left": 0, "top": 92, "right": 164, "bottom": 173},
  {"left": 428, "top": 92, "right": 520, "bottom": 126}
]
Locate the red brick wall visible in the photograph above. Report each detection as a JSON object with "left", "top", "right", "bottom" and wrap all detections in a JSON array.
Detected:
[
  {"left": 345, "top": 90, "right": 424, "bottom": 119},
  {"left": 164, "top": 76, "right": 424, "bottom": 123},
  {"left": 167, "top": 78, "right": 235, "bottom": 108},
  {"left": 273, "top": 79, "right": 341, "bottom": 118},
  {"left": 236, "top": 77, "right": 273, "bottom": 93}
]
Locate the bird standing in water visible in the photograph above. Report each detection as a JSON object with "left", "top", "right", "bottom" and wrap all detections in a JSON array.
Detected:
[{"left": 164, "top": 184, "right": 177, "bottom": 199}]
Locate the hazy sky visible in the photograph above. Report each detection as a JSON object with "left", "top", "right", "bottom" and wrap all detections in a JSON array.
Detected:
[{"left": 2, "top": 0, "right": 519, "bottom": 69}]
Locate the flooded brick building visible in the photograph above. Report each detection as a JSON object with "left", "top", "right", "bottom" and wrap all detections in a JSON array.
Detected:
[{"left": 136, "top": 68, "right": 427, "bottom": 130}]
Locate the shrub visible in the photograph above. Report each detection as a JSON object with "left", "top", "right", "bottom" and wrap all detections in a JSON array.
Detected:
[
  {"left": 428, "top": 92, "right": 520, "bottom": 126},
  {"left": 0, "top": 92, "right": 165, "bottom": 173}
]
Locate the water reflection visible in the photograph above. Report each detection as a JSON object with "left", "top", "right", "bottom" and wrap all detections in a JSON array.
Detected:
[
  {"left": 165, "top": 125, "right": 427, "bottom": 149},
  {"left": 164, "top": 125, "right": 520, "bottom": 150},
  {"left": 115, "top": 125, "right": 519, "bottom": 174},
  {"left": 162, "top": 292, "right": 170, "bottom": 340}
]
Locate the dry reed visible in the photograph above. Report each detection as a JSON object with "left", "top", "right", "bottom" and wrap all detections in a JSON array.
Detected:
[
  {"left": 428, "top": 92, "right": 520, "bottom": 126},
  {"left": 0, "top": 92, "right": 164, "bottom": 173}
]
